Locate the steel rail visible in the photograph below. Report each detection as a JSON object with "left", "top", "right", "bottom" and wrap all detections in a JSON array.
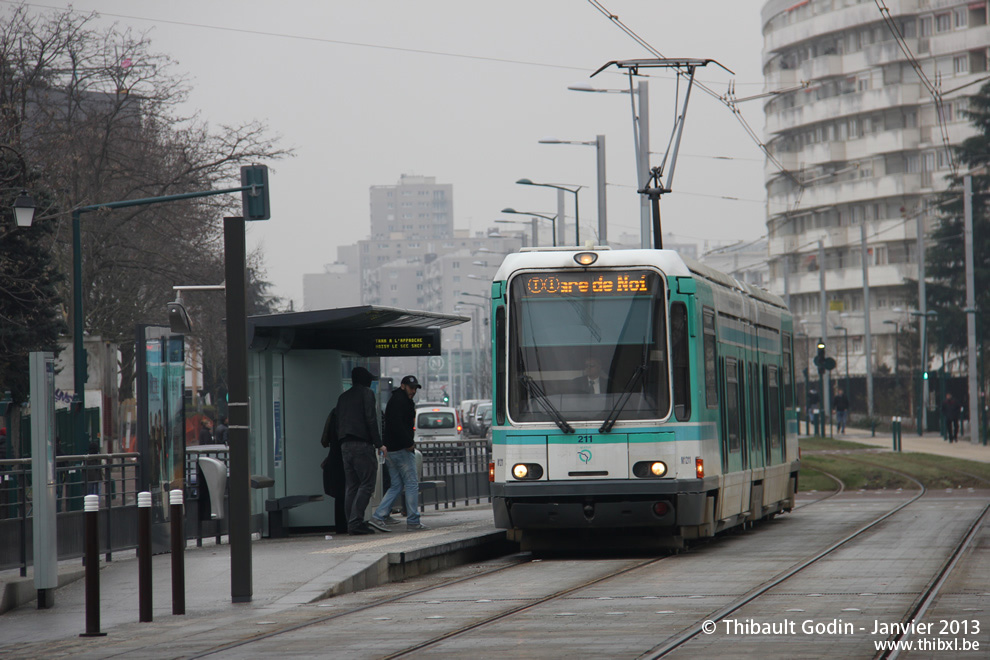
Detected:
[{"left": 643, "top": 464, "right": 928, "bottom": 658}]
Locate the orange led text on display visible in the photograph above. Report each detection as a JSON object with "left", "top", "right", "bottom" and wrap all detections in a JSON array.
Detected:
[{"left": 523, "top": 272, "right": 652, "bottom": 297}]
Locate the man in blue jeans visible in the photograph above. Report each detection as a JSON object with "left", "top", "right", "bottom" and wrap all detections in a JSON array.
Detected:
[{"left": 371, "top": 375, "right": 429, "bottom": 531}]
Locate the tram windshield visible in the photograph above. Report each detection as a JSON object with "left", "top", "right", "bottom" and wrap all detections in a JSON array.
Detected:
[{"left": 508, "top": 269, "right": 670, "bottom": 425}]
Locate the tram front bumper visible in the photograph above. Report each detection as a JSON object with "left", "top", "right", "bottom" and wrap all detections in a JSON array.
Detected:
[{"left": 491, "top": 479, "right": 715, "bottom": 530}]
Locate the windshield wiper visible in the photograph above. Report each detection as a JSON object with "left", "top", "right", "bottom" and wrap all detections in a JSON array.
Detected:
[
  {"left": 521, "top": 375, "right": 574, "bottom": 434},
  {"left": 599, "top": 364, "right": 647, "bottom": 433}
]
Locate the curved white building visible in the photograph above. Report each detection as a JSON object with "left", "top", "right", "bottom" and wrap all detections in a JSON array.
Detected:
[{"left": 761, "top": 0, "right": 987, "bottom": 376}]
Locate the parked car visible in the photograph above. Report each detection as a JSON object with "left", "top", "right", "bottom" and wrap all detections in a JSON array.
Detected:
[{"left": 470, "top": 402, "right": 492, "bottom": 437}]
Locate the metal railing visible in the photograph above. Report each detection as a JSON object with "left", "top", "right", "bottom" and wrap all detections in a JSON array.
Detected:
[
  {"left": 0, "top": 453, "right": 141, "bottom": 574},
  {"left": 416, "top": 438, "right": 492, "bottom": 510}
]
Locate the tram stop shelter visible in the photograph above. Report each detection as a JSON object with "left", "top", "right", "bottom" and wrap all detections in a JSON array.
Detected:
[{"left": 245, "top": 305, "right": 468, "bottom": 536}]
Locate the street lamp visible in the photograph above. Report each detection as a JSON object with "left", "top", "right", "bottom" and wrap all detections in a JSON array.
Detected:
[
  {"left": 516, "top": 178, "right": 582, "bottom": 245},
  {"left": 12, "top": 191, "right": 37, "bottom": 227},
  {"left": 500, "top": 208, "right": 557, "bottom": 246},
  {"left": 834, "top": 325, "right": 850, "bottom": 396},
  {"left": 536, "top": 136, "right": 608, "bottom": 244}
]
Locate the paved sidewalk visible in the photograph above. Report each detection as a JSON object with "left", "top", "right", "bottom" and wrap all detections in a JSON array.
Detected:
[
  {"left": 800, "top": 425, "right": 990, "bottom": 463},
  {"left": 0, "top": 504, "right": 505, "bottom": 651}
]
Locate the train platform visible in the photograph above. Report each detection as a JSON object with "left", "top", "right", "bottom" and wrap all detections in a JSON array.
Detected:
[
  {"left": 0, "top": 503, "right": 507, "bottom": 652},
  {"left": 799, "top": 424, "right": 990, "bottom": 463}
]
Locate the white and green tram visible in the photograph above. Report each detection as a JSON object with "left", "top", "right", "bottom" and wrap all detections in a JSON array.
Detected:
[{"left": 487, "top": 246, "right": 800, "bottom": 550}]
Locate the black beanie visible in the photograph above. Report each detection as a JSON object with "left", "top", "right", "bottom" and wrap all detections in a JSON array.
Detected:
[{"left": 351, "top": 366, "right": 375, "bottom": 387}]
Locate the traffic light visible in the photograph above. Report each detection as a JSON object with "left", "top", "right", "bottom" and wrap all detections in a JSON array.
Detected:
[
  {"left": 923, "top": 371, "right": 929, "bottom": 380},
  {"left": 240, "top": 164, "right": 270, "bottom": 221},
  {"left": 814, "top": 341, "right": 826, "bottom": 374},
  {"left": 442, "top": 392, "right": 450, "bottom": 404}
]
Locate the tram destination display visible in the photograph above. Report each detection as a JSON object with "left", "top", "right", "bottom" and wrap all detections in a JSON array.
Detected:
[{"left": 519, "top": 270, "right": 656, "bottom": 298}]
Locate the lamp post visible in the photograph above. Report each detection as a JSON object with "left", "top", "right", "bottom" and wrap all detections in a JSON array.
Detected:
[
  {"left": 516, "top": 179, "right": 582, "bottom": 245},
  {"left": 910, "top": 309, "right": 937, "bottom": 435},
  {"left": 494, "top": 219, "right": 539, "bottom": 247},
  {"left": 500, "top": 209, "right": 557, "bottom": 246},
  {"left": 834, "top": 325, "right": 850, "bottom": 396},
  {"left": 65, "top": 167, "right": 268, "bottom": 605},
  {"left": 568, "top": 82, "right": 647, "bottom": 246},
  {"left": 883, "top": 319, "right": 900, "bottom": 376},
  {"left": 536, "top": 136, "right": 607, "bottom": 245},
  {"left": 457, "top": 300, "right": 488, "bottom": 399}
]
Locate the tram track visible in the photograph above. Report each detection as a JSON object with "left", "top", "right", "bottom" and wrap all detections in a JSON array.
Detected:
[
  {"left": 640, "top": 465, "right": 930, "bottom": 658},
  {"left": 181, "top": 472, "right": 854, "bottom": 659},
  {"left": 181, "top": 468, "right": 856, "bottom": 659},
  {"left": 175, "top": 462, "right": 987, "bottom": 660},
  {"left": 881, "top": 502, "right": 989, "bottom": 659}
]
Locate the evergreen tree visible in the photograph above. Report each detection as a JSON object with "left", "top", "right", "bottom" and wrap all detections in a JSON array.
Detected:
[
  {"left": 926, "top": 80, "right": 990, "bottom": 368},
  {"left": 0, "top": 153, "right": 66, "bottom": 404}
]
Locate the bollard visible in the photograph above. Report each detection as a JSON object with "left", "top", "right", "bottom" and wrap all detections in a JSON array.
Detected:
[
  {"left": 170, "top": 489, "right": 185, "bottom": 615},
  {"left": 892, "top": 416, "right": 902, "bottom": 452},
  {"left": 80, "top": 494, "right": 106, "bottom": 637},
  {"left": 138, "top": 491, "right": 152, "bottom": 622}
]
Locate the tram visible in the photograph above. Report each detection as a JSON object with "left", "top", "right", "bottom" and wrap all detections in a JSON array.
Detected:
[{"left": 487, "top": 245, "right": 800, "bottom": 550}]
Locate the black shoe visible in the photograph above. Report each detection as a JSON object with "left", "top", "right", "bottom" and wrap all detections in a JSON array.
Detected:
[{"left": 349, "top": 525, "right": 374, "bottom": 535}]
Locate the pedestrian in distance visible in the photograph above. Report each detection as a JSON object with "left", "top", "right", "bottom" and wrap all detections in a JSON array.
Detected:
[
  {"left": 335, "top": 366, "right": 387, "bottom": 535},
  {"left": 214, "top": 416, "right": 229, "bottom": 445},
  {"left": 372, "top": 375, "right": 429, "bottom": 532},
  {"left": 198, "top": 418, "right": 213, "bottom": 445},
  {"left": 941, "top": 392, "right": 962, "bottom": 443},
  {"left": 833, "top": 388, "right": 849, "bottom": 434},
  {"left": 320, "top": 408, "right": 347, "bottom": 535}
]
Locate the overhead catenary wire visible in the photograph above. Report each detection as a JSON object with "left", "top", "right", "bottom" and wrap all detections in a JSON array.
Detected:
[
  {"left": 587, "top": 0, "right": 801, "bottom": 187},
  {"left": 874, "top": 0, "right": 957, "bottom": 177}
]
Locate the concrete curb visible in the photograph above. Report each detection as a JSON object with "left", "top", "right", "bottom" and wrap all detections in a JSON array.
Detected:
[
  {"left": 0, "top": 567, "right": 85, "bottom": 615},
  {"left": 311, "top": 531, "right": 516, "bottom": 602}
]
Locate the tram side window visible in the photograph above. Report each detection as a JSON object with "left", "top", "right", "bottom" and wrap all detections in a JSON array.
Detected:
[
  {"left": 670, "top": 302, "right": 691, "bottom": 421},
  {"left": 750, "top": 363, "right": 761, "bottom": 454},
  {"left": 725, "top": 360, "right": 741, "bottom": 453},
  {"left": 767, "top": 366, "right": 781, "bottom": 448},
  {"left": 495, "top": 306, "right": 506, "bottom": 426},
  {"left": 783, "top": 332, "right": 794, "bottom": 408},
  {"left": 703, "top": 307, "right": 718, "bottom": 408}
]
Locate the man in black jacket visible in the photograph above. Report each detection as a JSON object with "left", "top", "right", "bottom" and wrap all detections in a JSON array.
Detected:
[
  {"left": 371, "top": 375, "right": 429, "bottom": 530},
  {"left": 335, "top": 366, "right": 386, "bottom": 535}
]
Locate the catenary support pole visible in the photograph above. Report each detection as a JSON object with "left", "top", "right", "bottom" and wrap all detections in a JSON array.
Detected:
[
  {"left": 964, "top": 175, "right": 979, "bottom": 444},
  {"left": 225, "top": 217, "right": 252, "bottom": 603}
]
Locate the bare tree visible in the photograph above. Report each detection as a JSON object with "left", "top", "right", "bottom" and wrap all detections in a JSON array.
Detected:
[{"left": 0, "top": 5, "right": 292, "bottom": 402}]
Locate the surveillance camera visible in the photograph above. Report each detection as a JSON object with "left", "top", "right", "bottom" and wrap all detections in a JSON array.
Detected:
[{"left": 167, "top": 301, "right": 193, "bottom": 333}]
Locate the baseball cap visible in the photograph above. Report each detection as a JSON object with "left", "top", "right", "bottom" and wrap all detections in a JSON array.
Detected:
[{"left": 400, "top": 375, "right": 422, "bottom": 389}]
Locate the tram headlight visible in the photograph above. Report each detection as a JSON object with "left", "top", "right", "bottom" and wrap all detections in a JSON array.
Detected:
[
  {"left": 573, "top": 251, "right": 598, "bottom": 266},
  {"left": 511, "top": 463, "right": 543, "bottom": 480},
  {"left": 632, "top": 461, "right": 668, "bottom": 479}
]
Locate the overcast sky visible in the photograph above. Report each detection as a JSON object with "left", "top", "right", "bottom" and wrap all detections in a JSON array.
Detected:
[{"left": 35, "top": 1, "right": 770, "bottom": 308}]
